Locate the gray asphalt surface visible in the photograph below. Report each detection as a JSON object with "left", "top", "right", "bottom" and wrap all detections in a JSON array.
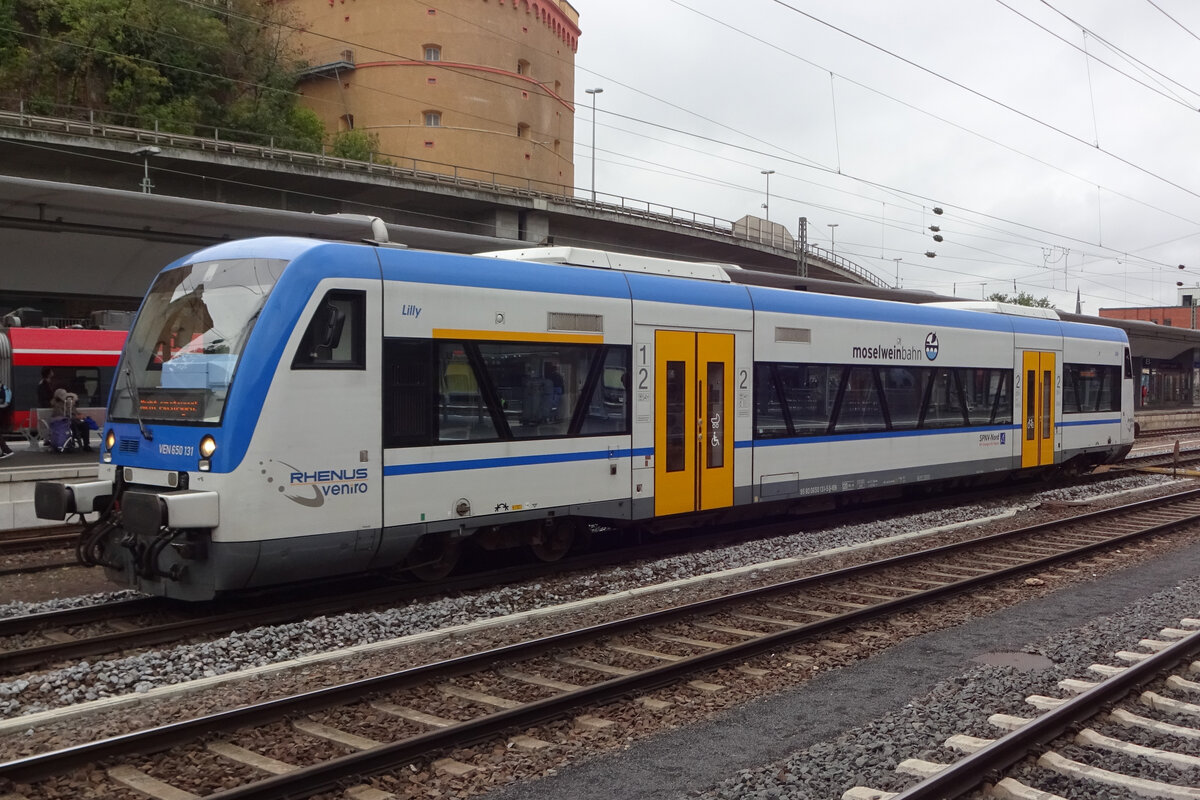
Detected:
[{"left": 482, "top": 536, "right": 1200, "bottom": 800}]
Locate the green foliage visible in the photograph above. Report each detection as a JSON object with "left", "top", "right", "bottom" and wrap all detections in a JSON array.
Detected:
[
  {"left": 0, "top": 0, "right": 325, "bottom": 151},
  {"left": 986, "top": 292, "right": 1055, "bottom": 309},
  {"left": 330, "top": 128, "right": 391, "bottom": 164}
]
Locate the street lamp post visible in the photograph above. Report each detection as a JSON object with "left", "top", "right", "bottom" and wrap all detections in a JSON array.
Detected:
[
  {"left": 585, "top": 88, "right": 603, "bottom": 202},
  {"left": 827, "top": 223, "right": 839, "bottom": 254},
  {"left": 132, "top": 145, "right": 161, "bottom": 194},
  {"left": 760, "top": 169, "right": 775, "bottom": 223}
]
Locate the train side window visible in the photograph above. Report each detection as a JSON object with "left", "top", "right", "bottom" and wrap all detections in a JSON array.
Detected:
[
  {"left": 879, "top": 367, "right": 925, "bottom": 430},
  {"left": 436, "top": 343, "right": 499, "bottom": 442},
  {"left": 58, "top": 367, "right": 104, "bottom": 407},
  {"left": 781, "top": 363, "right": 839, "bottom": 436},
  {"left": 1062, "top": 364, "right": 1082, "bottom": 414},
  {"left": 922, "top": 368, "right": 968, "bottom": 428},
  {"left": 831, "top": 366, "right": 887, "bottom": 433},
  {"left": 475, "top": 342, "right": 602, "bottom": 439},
  {"left": 383, "top": 338, "right": 434, "bottom": 447},
  {"left": 579, "top": 347, "right": 631, "bottom": 435},
  {"left": 1062, "top": 363, "right": 1121, "bottom": 414},
  {"left": 963, "top": 368, "right": 1011, "bottom": 425},
  {"left": 1124, "top": 347, "right": 1133, "bottom": 380},
  {"left": 292, "top": 290, "right": 365, "bottom": 369},
  {"left": 752, "top": 363, "right": 790, "bottom": 438}
]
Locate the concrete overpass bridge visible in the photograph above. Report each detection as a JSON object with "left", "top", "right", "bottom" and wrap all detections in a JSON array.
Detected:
[{"left": 0, "top": 107, "right": 886, "bottom": 316}]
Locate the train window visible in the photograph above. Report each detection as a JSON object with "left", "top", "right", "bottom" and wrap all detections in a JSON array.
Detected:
[
  {"left": 665, "top": 360, "right": 687, "bottom": 472},
  {"left": 436, "top": 344, "right": 499, "bottom": 442},
  {"left": 706, "top": 362, "right": 725, "bottom": 468},
  {"left": 831, "top": 366, "right": 887, "bottom": 434},
  {"left": 292, "top": 290, "right": 365, "bottom": 369},
  {"left": 1025, "top": 369, "right": 1036, "bottom": 440},
  {"left": 383, "top": 339, "right": 435, "bottom": 447},
  {"left": 54, "top": 367, "right": 105, "bottom": 407},
  {"left": 783, "top": 364, "right": 839, "bottom": 435},
  {"left": 579, "top": 347, "right": 631, "bottom": 435},
  {"left": 879, "top": 367, "right": 925, "bottom": 430},
  {"left": 1042, "top": 371, "right": 1052, "bottom": 438},
  {"left": 754, "top": 362, "right": 1015, "bottom": 438},
  {"left": 475, "top": 342, "right": 604, "bottom": 438},
  {"left": 752, "top": 364, "right": 791, "bottom": 439},
  {"left": 1063, "top": 363, "right": 1121, "bottom": 413},
  {"left": 965, "top": 368, "right": 1011, "bottom": 425},
  {"left": 922, "top": 368, "right": 968, "bottom": 428},
  {"left": 752, "top": 363, "right": 841, "bottom": 438}
]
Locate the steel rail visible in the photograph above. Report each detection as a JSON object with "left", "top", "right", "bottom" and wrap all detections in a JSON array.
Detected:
[
  {"left": 0, "top": 525, "right": 78, "bottom": 555},
  {"left": 5, "top": 486, "right": 1200, "bottom": 788},
  {"left": 0, "top": 597, "right": 162, "bottom": 639},
  {"left": 0, "top": 465, "right": 1105, "bottom": 672},
  {"left": 889, "top": 625, "right": 1200, "bottom": 800},
  {"left": 0, "top": 560, "right": 77, "bottom": 578}
]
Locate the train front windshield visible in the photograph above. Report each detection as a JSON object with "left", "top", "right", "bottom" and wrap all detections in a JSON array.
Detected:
[{"left": 110, "top": 257, "right": 286, "bottom": 425}]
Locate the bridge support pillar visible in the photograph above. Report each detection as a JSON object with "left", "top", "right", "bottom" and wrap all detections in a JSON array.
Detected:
[{"left": 478, "top": 208, "right": 551, "bottom": 244}]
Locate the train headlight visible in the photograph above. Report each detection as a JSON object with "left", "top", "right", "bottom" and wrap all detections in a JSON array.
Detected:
[{"left": 198, "top": 435, "right": 217, "bottom": 471}]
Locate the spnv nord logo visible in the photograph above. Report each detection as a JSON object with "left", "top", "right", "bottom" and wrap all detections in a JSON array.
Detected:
[{"left": 925, "top": 332, "right": 939, "bottom": 361}]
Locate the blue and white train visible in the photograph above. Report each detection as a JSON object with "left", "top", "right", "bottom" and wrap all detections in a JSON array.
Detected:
[{"left": 36, "top": 236, "right": 1134, "bottom": 600}]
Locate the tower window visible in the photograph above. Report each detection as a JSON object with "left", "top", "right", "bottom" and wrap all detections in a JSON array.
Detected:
[
  {"left": 424, "top": 111, "right": 442, "bottom": 127},
  {"left": 424, "top": 45, "right": 441, "bottom": 62},
  {"left": 517, "top": 59, "right": 530, "bottom": 75}
]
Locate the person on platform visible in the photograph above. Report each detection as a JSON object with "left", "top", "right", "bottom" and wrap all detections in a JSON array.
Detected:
[
  {"left": 36, "top": 367, "right": 55, "bottom": 408},
  {"left": 51, "top": 387, "right": 91, "bottom": 452},
  {"left": 0, "top": 382, "right": 13, "bottom": 459}
]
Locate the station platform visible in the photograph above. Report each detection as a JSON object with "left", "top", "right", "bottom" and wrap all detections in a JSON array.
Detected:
[
  {"left": 1136, "top": 407, "right": 1200, "bottom": 434},
  {"left": 0, "top": 439, "right": 99, "bottom": 530}
]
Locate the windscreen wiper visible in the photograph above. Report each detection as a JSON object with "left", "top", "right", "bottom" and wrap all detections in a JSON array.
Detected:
[{"left": 123, "top": 365, "right": 153, "bottom": 442}]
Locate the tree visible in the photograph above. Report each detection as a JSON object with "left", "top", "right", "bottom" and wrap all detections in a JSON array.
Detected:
[
  {"left": 0, "top": 0, "right": 325, "bottom": 151},
  {"left": 330, "top": 128, "right": 390, "bottom": 164},
  {"left": 986, "top": 291, "right": 1055, "bottom": 309}
]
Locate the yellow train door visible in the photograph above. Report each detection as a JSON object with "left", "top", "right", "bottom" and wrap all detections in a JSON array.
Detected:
[
  {"left": 654, "top": 330, "right": 734, "bottom": 516},
  {"left": 1020, "top": 351, "right": 1056, "bottom": 468}
]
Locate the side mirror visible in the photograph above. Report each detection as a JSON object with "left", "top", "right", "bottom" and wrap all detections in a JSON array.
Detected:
[{"left": 311, "top": 303, "right": 346, "bottom": 357}]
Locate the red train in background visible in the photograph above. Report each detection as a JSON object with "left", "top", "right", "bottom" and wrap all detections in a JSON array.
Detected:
[{"left": 0, "top": 327, "right": 127, "bottom": 430}]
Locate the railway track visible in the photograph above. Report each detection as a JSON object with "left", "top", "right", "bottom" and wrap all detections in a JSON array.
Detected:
[
  {"left": 1137, "top": 425, "right": 1200, "bottom": 439},
  {"left": 0, "top": 463, "right": 1188, "bottom": 676},
  {"left": 0, "top": 460, "right": 1193, "bottom": 667},
  {"left": 0, "top": 525, "right": 80, "bottom": 578},
  {"left": 1114, "top": 449, "right": 1200, "bottom": 473},
  {"left": 0, "top": 525, "right": 78, "bottom": 556},
  {"left": 846, "top": 618, "right": 1200, "bottom": 800},
  {"left": 5, "top": 485, "right": 1200, "bottom": 798}
]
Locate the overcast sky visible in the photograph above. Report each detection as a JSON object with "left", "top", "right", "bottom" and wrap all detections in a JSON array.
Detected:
[{"left": 568, "top": 0, "right": 1200, "bottom": 313}]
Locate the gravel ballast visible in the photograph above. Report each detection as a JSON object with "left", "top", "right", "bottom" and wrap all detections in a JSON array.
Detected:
[
  {"left": 0, "top": 475, "right": 1177, "bottom": 720},
  {"left": 481, "top": 518, "right": 1200, "bottom": 800}
]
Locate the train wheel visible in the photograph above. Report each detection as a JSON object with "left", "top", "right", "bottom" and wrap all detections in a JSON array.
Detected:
[
  {"left": 530, "top": 519, "right": 575, "bottom": 563},
  {"left": 406, "top": 534, "right": 461, "bottom": 581}
]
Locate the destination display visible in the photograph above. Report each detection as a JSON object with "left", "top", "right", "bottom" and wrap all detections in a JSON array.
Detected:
[{"left": 137, "top": 392, "right": 205, "bottom": 421}]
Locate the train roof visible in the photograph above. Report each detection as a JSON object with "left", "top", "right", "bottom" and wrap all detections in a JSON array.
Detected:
[{"left": 176, "top": 238, "right": 1128, "bottom": 344}]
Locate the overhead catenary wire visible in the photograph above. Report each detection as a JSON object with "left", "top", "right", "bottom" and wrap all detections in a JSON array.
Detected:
[{"left": 6, "top": 0, "right": 1198, "bottom": 306}]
